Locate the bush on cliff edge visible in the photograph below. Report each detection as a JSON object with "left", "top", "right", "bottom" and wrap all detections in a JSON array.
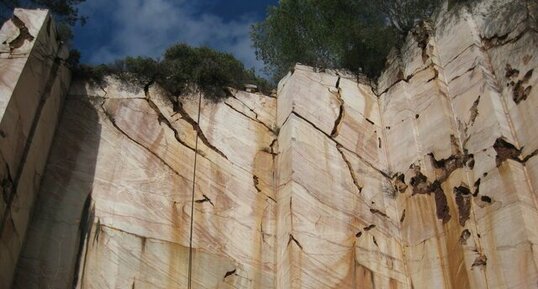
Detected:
[{"left": 74, "top": 44, "right": 271, "bottom": 101}]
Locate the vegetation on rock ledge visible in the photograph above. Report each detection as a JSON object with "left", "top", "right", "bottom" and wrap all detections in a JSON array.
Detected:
[
  {"left": 251, "top": 0, "right": 472, "bottom": 82},
  {"left": 74, "top": 44, "right": 271, "bottom": 101}
]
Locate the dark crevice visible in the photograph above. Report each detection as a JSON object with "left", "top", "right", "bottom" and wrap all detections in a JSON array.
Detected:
[
  {"left": 409, "top": 165, "right": 451, "bottom": 224},
  {"left": 505, "top": 64, "right": 520, "bottom": 78},
  {"left": 143, "top": 91, "right": 197, "bottom": 153},
  {"left": 253, "top": 175, "right": 275, "bottom": 202},
  {"left": 468, "top": 96, "right": 481, "bottom": 128},
  {"left": 426, "top": 67, "right": 439, "bottom": 83},
  {"left": 1, "top": 161, "right": 14, "bottom": 206},
  {"left": 460, "top": 229, "right": 471, "bottom": 245},
  {"left": 253, "top": 175, "right": 262, "bottom": 193},
  {"left": 431, "top": 181, "right": 451, "bottom": 224},
  {"left": 8, "top": 15, "right": 35, "bottom": 50},
  {"left": 473, "top": 178, "right": 481, "bottom": 197},
  {"left": 493, "top": 138, "right": 521, "bottom": 166},
  {"left": 448, "top": 65, "right": 476, "bottom": 83},
  {"left": 223, "top": 100, "right": 275, "bottom": 133},
  {"left": 481, "top": 25, "right": 537, "bottom": 50},
  {"left": 263, "top": 138, "right": 278, "bottom": 156},
  {"left": 336, "top": 144, "right": 363, "bottom": 194},
  {"left": 288, "top": 234, "right": 304, "bottom": 250},
  {"left": 472, "top": 255, "right": 487, "bottom": 268},
  {"left": 195, "top": 194, "right": 215, "bottom": 206},
  {"left": 372, "top": 236, "right": 379, "bottom": 247},
  {"left": 454, "top": 185, "right": 472, "bottom": 226},
  {"left": 480, "top": 195, "right": 492, "bottom": 204},
  {"left": 392, "top": 173, "right": 408, "bottom": 194},
  {"left": 330, "top": 88, "right": 345, "bottom": 138},
  {"left": 521, "top": 149, "right": 538, "bottom": 163},
  {"left": 287, "top": 111, "right": 391, "bottom": 178},
  {"left": 72, "top": 194, "right": 95, "bottom": 288},
  {"left": 100, "top": 101, "right": 187, "bottom": 179},
  {"left": 429, "top": 146, "right": 474, "bottom": 183},
  {"left": 506, "top": 64, "right": 534, "bottom": 104},
  {"left": 223, "top": 269, "right": 237, "bottom": 280},
  {"left": 364, "top": 224, "right": 376, "bottom": 231},
  {"left": 370, "top": 208, "right": 388, "bottom": 218},
  {"left": 400, "top": 209, "right": 406, "bottom": 223},
  {"left": 355, "top": 231, "right": 363, "bottom": 238},
  {"left": 410, "top": 165, "right": 429, "bottom": 195},
  {"left": 172, "top": 99, "right": 229, "bottom": 160}
]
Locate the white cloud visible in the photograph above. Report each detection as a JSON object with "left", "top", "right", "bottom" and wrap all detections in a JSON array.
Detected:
[{"left": 80, "top": 0, "right": 264, "bottom": 72}]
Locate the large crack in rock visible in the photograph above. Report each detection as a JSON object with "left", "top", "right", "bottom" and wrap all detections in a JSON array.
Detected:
[
  {"left": 330, "top": 77, "right": 345, "bottom": 138},
  {"left": 285, "top": 111, "right": 391, "bottom": 180},
  {"left": 6, "top": 15, "right": 34, "bottom": 50},
  {"left": 493, "top": 137, "right": 521, "bottom": 166},
  {"left": 168, "top": 95, "right": 229, "bottom": 160},
  {"left": 493, "top": 137, "right": 538, "bottom": 165},
  {"left": 454, "top": 185, "right": 472, "bottom": 226},
  {"left": 100, "top": 100, "right": 188, "bottom": 179},
  {"left": 336, "top": 144, "right": 363, "bottom": 194}
]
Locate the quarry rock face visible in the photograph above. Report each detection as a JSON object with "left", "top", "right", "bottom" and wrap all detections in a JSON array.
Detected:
[
  {"left": 0, "top": 8, "right": 71, "bottom": 289},
  {"left": 1, "top": 0, "right": 537, "bottom": 288}
]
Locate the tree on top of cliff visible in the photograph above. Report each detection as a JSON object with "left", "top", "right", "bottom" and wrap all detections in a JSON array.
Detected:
[
  {"left": 251, "top": 0, "right": 447, "bottom": 82},
  {"left": 75, "top": 44, "right": 271, "bottom": 101}
]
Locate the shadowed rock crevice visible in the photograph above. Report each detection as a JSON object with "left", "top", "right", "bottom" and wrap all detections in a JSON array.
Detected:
[
  {"left": 460, "top": 229, "right": 471, "bottom": 245},
  {"left": 144, "top": 94, "right": 197, "bottom": 153},
  {"left": 6, "top": 15, "right": 34, "bottom": 50},
  {"left": 493, "top": 138, "right": 521, "bottom": 166},
  {"left": 288, "top": 234, "right": 303, "bottom": 250},
  {"left": 409, "top": 165, "right": 451, "bottom": 223},
  {"left": 330, "top": 77, "right": 345, "bottom": 138},
  {"left": 169, "top": 97, "right": 229, "bottom": 160},
  {"left": 454, "top": 185, "right": 472, "bottom": 226},
  {"left": 223, "top": 101, "right": 275, "bottom": 133},
  {"left": 195, "top": 194, "right": 215, "bottom": 206},
  {"left": 223, "top": 269, "right": 237, "bottom": 280},
  {"left": 286, "top": 111, "right": 391, "bottom": 179},
  {"left": 392, "top": 173, "right": 408, "bottom": 194},
  {"left": 100, "top": 100, "right": 187, "bottom": 179},
  {"left": 370, "top": 208, "right": 388, "bottom": 218},
  {"left": 336, "top": 144, "right": 363, "bottom": 194}
]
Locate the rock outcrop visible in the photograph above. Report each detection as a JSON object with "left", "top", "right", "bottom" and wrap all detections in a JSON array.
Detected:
[
  {"left": 0, "top": 0, "right": 537, "bottom": 288},
  {"left": 0, "top": 8, "right": 71, "bottom": 289}
]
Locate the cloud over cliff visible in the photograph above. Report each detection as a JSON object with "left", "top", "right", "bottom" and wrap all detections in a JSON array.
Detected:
[{"left": 75, "top": 0, "right": 263, "bottom": 72}]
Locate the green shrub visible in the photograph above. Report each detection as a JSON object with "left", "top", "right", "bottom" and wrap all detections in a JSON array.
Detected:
[
  {"left": 251, "top": 0, "right": 451, "bottom": 82},
  {"left": 74, "top": 44, "right": 271, "bottom": 101}
]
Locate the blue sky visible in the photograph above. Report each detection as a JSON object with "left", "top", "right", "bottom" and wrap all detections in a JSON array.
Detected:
[{"left": 73, "top": 0, "right": 278, "bottom": 73}]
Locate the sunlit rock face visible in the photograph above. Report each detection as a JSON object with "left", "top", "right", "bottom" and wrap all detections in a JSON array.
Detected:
[{"left": 3, "top": 0, "right": 538, "bottom": 288}]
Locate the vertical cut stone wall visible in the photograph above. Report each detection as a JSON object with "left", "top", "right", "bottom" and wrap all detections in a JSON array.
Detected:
[
  {"left": 0, "top": 8, "right": 71, "bottom": 289},
  {"left": 3, "top": 0, "right": 537, "bottom": 288}
]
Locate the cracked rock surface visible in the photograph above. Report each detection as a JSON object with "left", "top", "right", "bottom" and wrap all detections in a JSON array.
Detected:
[{"left": 4, "top": 1, "right": 538, "bottom": 289}]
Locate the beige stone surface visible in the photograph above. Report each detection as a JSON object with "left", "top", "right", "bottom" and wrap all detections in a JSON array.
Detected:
[
  {"left": 0, "top": 8, "right": 71, "bottom": 289},
  {"left": 4, "top": 0, "right": 538, "bottom": 289}
]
